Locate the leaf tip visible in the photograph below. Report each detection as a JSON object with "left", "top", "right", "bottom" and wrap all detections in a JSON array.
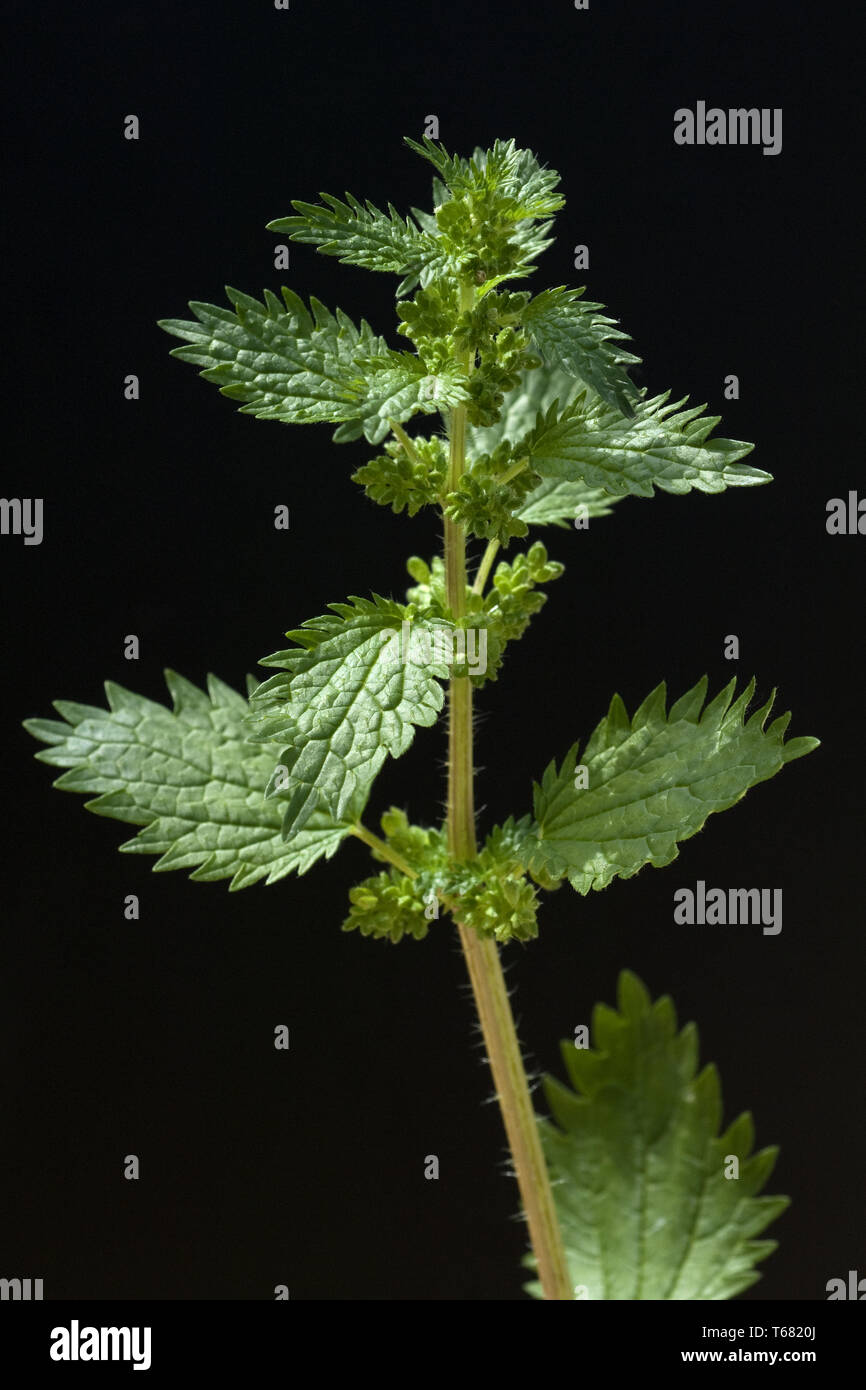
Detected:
[{"left": 616, "top": 969, "right": 651, "bottom": 1018}]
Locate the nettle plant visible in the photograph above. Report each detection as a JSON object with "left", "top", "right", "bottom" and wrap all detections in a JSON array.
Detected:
[{"left": 26, "top": 138, "right": 818, "bottom": 1301}]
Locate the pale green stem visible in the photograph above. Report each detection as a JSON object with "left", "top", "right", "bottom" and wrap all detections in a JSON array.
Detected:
[
  {"left": 498, "top": 456, "right": 529, "bottom": 486},
  {"left": 388, "top": 417, "right": 426, "bottom": 471},
  {"left": 471, "top": 539, "right": 500, "bottom": 596},
  {"left": 349, "top": 822, "right": 416, "bottom": 879},
  {"left": 443, "top": 280, "right": 573, "bottom": 1303},
  {"left": 470, "top": 462, "right": 528, "bottom": 597}
]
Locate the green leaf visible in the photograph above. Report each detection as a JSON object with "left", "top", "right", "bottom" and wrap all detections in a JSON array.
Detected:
[
  {"left": 248, "top": 597, "right": 452, "bottom": 835},
  {"left": 158, "top": 286, "right": 469, "bottom": 446},
  {"left": 525, "top": 971, "right": 789, "bottom": 1299},
  {"left": 517, "top": 677, "right": 819, "bottom": 893},
  {"left": 267, "top": 193, "right": 435, "bottom": 276},
  {"left": 515, "top": 477, "right": 623, "bottom": 527},
  {"left": 23, "top": 673, "right": 360, "bottom": 890},
  {"left": 467, "top": 366, "right": 627, "bottom": 531},
  {"left": 525, "top": 389, "right": 768, "bottom": 498},
  {"left": 522, "top": 287, "right": 641, "bottom": 416},
  {"left": 405, "top": 136, "right": 564, "bottom": 221}
]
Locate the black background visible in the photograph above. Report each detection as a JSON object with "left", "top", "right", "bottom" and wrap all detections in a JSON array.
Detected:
[{"left": 2, "top": 0, "right": 862, "bottom": 1303}]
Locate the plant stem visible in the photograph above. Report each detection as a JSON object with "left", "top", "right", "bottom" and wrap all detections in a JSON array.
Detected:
[
  {"left": 456, "top": 923, "right": 574, "bottom": 1301},
  {"left": 349, "top": 822, "right": 416, "bottom": 879},
  {"left": 443, "top": 439, "right": 469, "bottom": 621},
  {"left": 444, "top": 282, "right": 573, "bottom": 1302},
  {"left": 445, "top": 281, "right": 476, "bottom": 858},
  {"left": 388, "top": 417, "right": 427, "bottom": 471},
  {"left": 497, "top": 456, "right": 529, "bottom": 486},
  {"left": 472, "top": 538, "right": 500, "bottom": 596}
]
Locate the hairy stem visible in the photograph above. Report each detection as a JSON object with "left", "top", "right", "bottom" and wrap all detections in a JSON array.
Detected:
[
  {"left": 456, "top": 923, "right": 574, "bottom": 1300},
  {"left": 445, "top": 281, "right": 476, "bottom": 855},
  {"left": 444, "top": 463, "right": 468, "bottom": 617},
  {"left": 444, "top": 281, "right": 572, "bottom": 1302}
]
